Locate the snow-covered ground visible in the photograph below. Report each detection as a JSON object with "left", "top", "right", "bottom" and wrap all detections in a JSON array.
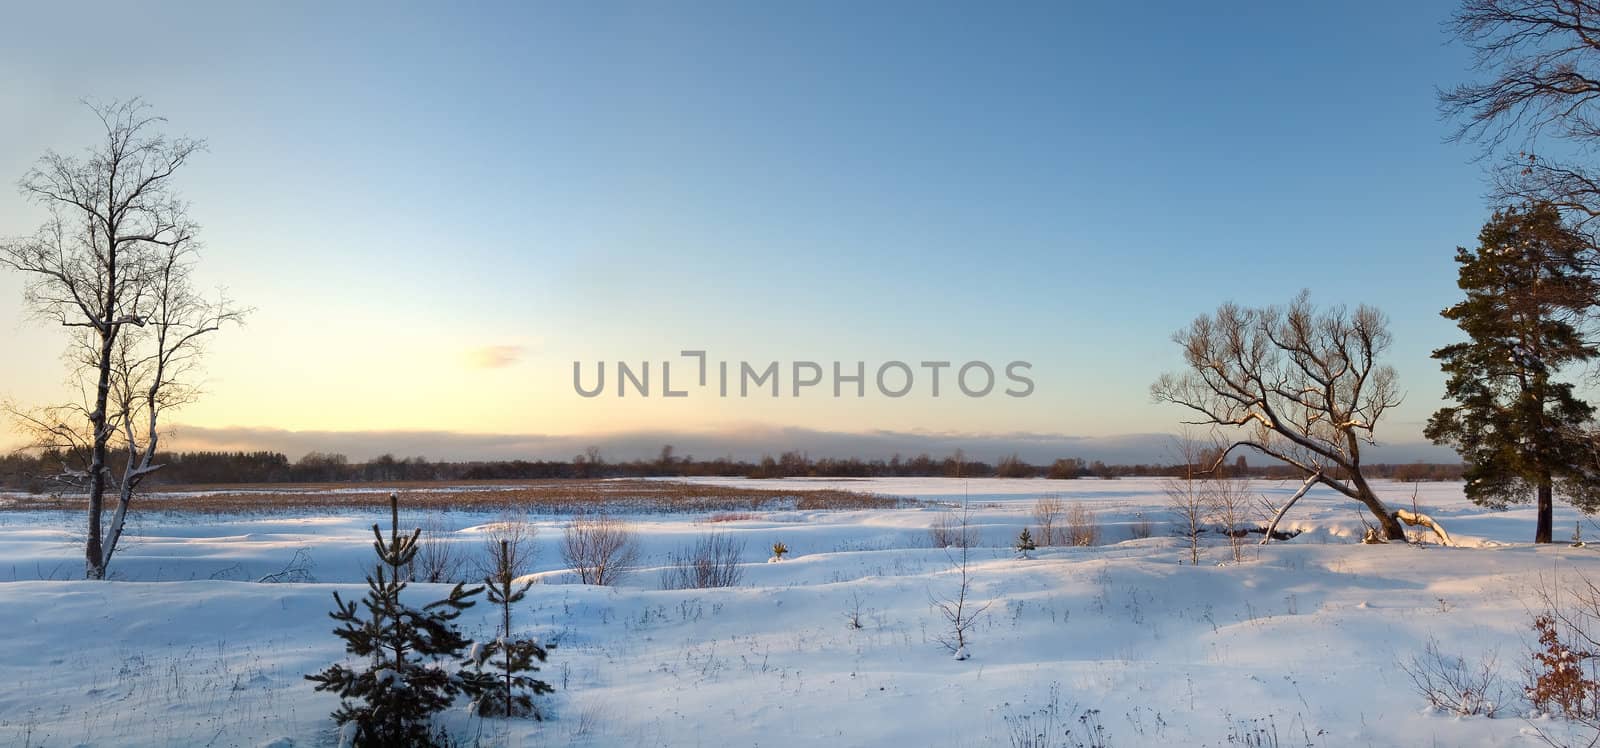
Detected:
[{"left": 2, "top": 477, "right": 1599, "bottom": 746}]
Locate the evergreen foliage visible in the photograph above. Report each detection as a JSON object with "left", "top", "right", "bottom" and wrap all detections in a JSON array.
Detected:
[
  {"left": 306, "top": 494, "right": 493, "bottom": 746},
  {"left": 472, "top": 539, "right": 555, "bottom": 718},
  {"left": 1426, "top": 203, "right": 1600, "bottom": 542},
  {"left": 1014, "top": 527, "right": 1037, "bottom": 554}
]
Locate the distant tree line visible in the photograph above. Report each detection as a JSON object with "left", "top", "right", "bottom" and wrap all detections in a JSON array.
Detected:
[{"left": 0, "top": 445, "right": 1463, "bottom": 491}]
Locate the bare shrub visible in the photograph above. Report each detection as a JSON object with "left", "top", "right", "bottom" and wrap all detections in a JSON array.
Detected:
[
  {"left": 1064, "top": 502, "right": 1100, "bottom": 547},
  {"left": 931, "top": 500, "right": 989, "bottom": 659},
  {"left": 562, "top": 514, "right": 640, "bottom": 586},
  {"left": 1033, "top": 496, "right": 1065, "bottom": 546},
  {"left": 1224, "top": 713, "right": 1321, "bottom": 748},
  {"left": 1165, "top": 436, "right": 1244, "bottom": 563},
  {"left": 1128, "top": 513, "right": 1154, "bottom": 540},
  {"left": 1520, "top": 570, "right": 1600, "bottom": 747},
  {"left": 1165, "top": 472, "right": 1207, "bottom": 565},
  {"left": 1399, "top": 638, "right": 1505, "bottom": 717},
  {"left": 257, "top": 546, "right": 316, "bottom": 583},
  {"left": 1000, "top": 683, "right": 1109, "bottom": 748},
  {"left": 844, "top": 589, "right": 866, "bottom": 630},
  {"left": 929, "top": 509, "right": 976, "bottom": 548},
  {"left": 1209, "top": 478, "right": 1252, "bottom": 563},
  {"left": 566, "top": 699, "right": 611, "bottom": 741},
  {"left": 474, "top": 510, "right": 537, "bottom": 582},
  {"left": 409, "top": 514, "right": 465, "bottom": 583},
  {"left": 703, "top": 512, "right": 756, "bottom": 523},
  {"left": 660, "top": 532, "right": 746, "bottom": 590}
]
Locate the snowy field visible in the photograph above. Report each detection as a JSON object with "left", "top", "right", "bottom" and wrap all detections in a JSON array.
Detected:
[{"left": 2, "top": 477, "right": 1599, "bottom": 747}]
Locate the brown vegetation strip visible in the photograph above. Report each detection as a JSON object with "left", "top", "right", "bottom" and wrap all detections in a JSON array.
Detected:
[{"left": 0, "top": 479, "right": 909, "bottom": 514}]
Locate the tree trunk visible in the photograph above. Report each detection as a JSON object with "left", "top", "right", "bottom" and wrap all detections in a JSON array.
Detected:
[
  {"left": 1261, "top": 471, "right": 1319, "bottom": 545},
  {"left": 1349, "top": 473, "right": 1406, "bottom": 541},
  {"left": 85, "top": 218, "right": 122, "bottom": 580},
  {"left": 502, "top": 538, "right": 513, "bottom": 717},
  {"left": 1537, "top": 475, "right": 1554, "bottom": 544},
  {"left": 101, "top": 489, "right": 133, "bottom": 573},
  {"left": 84, "top": 322, "right": 116, "bottom": 580},
  {"left": 1344, "top": 435, "right": 1406, "bottom": 541},
  {"left": 1395, "top": 509, "right": 1453, "bottom": 546},
  {"left": 1374, "top": 507, "right": 1406, "bottom": 541}
]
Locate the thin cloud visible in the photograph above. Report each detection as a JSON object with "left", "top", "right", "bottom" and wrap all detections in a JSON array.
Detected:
[{"left": 466, "top": 345, "right": 527, "bottom": 369}]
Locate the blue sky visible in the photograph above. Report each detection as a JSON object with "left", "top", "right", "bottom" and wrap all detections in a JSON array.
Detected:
[{"left": 0, "top": 1, "right": 1497, "bottom": 460}]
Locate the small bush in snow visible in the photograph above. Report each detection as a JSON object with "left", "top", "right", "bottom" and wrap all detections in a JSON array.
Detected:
[
  {"left": 561, "top": 514, "right": 640, "bottom": 586},
  {"left": 1033, "top": 496, "right": 1065, "bottom": 546},
  {"left": 1527, "top": 613, "right": 1600, "bottom": 720},
  {"left": 257, "top": 546, "right": 317, "bottom": 583},
  {"left": 1208, "top": 478, "right": 1252, "bottom": 563},
  {"left": 929, "top": 510, "right": 976, "bottom": 548},
  {"left": 473, "top": 509, "right": 537, "bottom": 583},
  {"left": 1128, "top": 513, "right": 1154, "bottom": 540},
  {"left": 1163, "top": 461, "right": 1208, "bottom": 565},
  {"left": 843, "top": 589, "right": 866, "bottom": 630},
  {"left": 770, "top": 540, "right": 789, "bottom": 561},
  {"left": 660, "top": 532, "right": 746, "bottom": 590},
  {"left": 1065, "top": 502, "right": 1100, "bottom": 547},
  {"left": 1224, "top": 712, "right": 1322, "bottom": 748},
  {"left": 409, "top": 514, "right": 465, "bottom": 583},
  {"left": 1524, "top": 570, "right": 1600, "bottom": 735},
  {"left": 1399, "top": 638, "right": 1505, "bottom": 717},
  {"left": 1000, "top": 683, "right": 1111, "bottom": 748}
]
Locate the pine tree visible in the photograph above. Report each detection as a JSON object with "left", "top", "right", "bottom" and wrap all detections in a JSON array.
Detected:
[
  {"left": 1426, "top": 203, "right": 1600, "bottom": 543},
  {"left": 306, "top": 494, "right": 495, "bottom": 746},
  {"left": 471, "top": 539, "right": 555, "bottom": 718}
]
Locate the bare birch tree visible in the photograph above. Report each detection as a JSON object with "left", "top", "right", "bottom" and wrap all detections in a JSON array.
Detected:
[
  {"left": 1209, "top": 473, "right": 1254, "bottom": 563},
  {"left": 1164, "top": 437, "right": 1214, "bottom": 565},
  {"left": 1032, "top": 496, "right": 1065, "bottom": 546},
  {"left": 1, "top": 99, "right": 242, "bottom": 578}
]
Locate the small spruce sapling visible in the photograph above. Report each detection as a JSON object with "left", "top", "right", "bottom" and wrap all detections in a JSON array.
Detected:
[
  {"left": 472, "top": 539, "right": 555, "bottom": 718},
  {"left": 306, "top": 494, "right": 493, "bottom": 747},
  {"left": 1014, "top": 528, "right": 1037, "bottom": 557}
]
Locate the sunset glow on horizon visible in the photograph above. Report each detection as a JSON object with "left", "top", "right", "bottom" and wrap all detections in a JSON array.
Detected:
[{"left": 3, "top": 1, "right": 1490, "bottom": 461}]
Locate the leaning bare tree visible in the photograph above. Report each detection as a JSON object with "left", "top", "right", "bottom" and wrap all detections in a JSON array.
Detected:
[
  {"left": 1, "top": 99, "right": 242, "bottom": 579},
  {"left": 1151, "top": 292, "right": 1448, "bottom": 543}
]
